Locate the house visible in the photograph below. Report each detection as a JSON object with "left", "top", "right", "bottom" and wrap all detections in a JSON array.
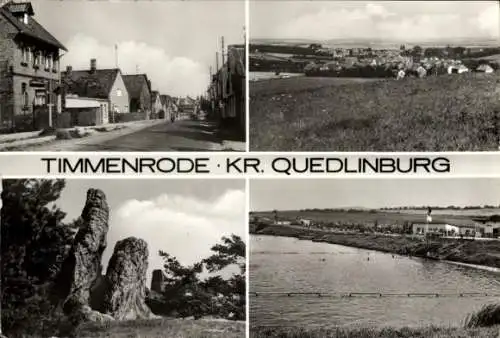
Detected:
[
  {"left": 299, "top": 218, "right": 312, "bottom": 227},
  {"left": 63, "top": 93, "right": 109, "bottom": 126},
  {"left": 0, "top": 1, "right": 67, "bottom": 131},
  {"left": 208, "top": 44, "right": 245, "bottom": 137},
  {"left": 159, "top": 94, "right": 168, "bottom": 119},
  {"left": 150, "top": 90, "right": 162, "bottom": 119},
  {"left": 61, "top": 59, "right": 130, "bottom": 124},
  {"left": 412, "top": 222, "right": 459, "bottom": 236},
  {"left": 122, "top": 73, "right": 152, "bottom": 119},
  {"left": 473, "top": 215, "right": 500, "bottom": 238}
]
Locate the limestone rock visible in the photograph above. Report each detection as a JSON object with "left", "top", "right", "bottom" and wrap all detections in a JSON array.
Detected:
[
  {"left": 101, "top": 237, "right": 153, "bottom": 320},
  {"left": 59, "top": 189, "right": 109, "bottom": 316}
]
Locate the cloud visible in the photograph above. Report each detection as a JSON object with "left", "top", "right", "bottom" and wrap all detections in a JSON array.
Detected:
[
  {"left": 255, "top": 2, "right": 499, "bottom": 41},
  {"left": 62, "top": 34, "right": 208, "bottom": 97},
  {"left": 101, "top": 189, "right": 246, "bottom": 286}
]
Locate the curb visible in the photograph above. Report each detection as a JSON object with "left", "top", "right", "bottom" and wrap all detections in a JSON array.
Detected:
[{"left": 0, "top": 119, "right": 166, "bottom": 151}]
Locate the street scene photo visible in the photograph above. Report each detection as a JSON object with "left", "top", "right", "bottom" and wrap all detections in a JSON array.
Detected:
[
  {"left": 249, "top": 1, "right": 500, "bottom": 151},
  {"left": 0, "top": 0, "right": 245, "bottom": 151},
  {"left": 1, "top": 179, "right": 246, "bottom": 337},
  {"left": 249, "top": 178, "right": 500, "bottom": 338}
]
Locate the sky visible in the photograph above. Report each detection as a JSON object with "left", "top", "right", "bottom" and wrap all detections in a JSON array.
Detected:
[
  {"left": 54, "top": 179, "right": 246, "bottom": 286},
  {"left": 250, "top": 1, "right": 499, "bottom": 43},
  {"left": 31, "top": 0, "right": 244, "bottom": 97},
  {"left": 250, "top": 178, "right": 500, "bottom": 211}
]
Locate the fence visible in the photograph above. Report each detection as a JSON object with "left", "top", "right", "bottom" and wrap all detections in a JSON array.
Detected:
[{"left": 252, "top": 292, "right": 500, "bottom": 299}]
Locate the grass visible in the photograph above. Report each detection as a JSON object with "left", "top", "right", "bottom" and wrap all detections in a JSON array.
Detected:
[
  {"left": 249, "top": 73, "right": 500, "bottom": 151},
  {"left": 251, "top": 325, "right": 500, "bottom": 338},
  {"left": 466, "top": 304, "right": 500, "bottom": 328},
  {"left": 250, "top": 224, "right": 500, "bottom": 269},
  {"left": 251, "top": 209, "right": 489, "bottom": 227},
  {"left": 71, "top": 318, "right": 245, "bottom": 338}
]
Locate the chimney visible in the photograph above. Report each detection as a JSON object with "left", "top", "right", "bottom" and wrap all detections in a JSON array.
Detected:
[
  {"left": 66, "top": 65, "right": 72, "bottom": 75},
  {"left": 90, "top": 58, "right": 96, "bottom": 73}
]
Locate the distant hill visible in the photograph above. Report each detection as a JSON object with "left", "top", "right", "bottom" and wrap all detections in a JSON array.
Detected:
[{"left": 251, "top": 37, "right": 499, "bottom": 49}]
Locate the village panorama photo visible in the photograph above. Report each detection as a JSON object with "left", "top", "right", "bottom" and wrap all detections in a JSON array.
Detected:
[
  {"left": 0, "top": 0, "right": 245, "bottom": 151},
  {"left": 1, "top": 178, "right": 246, "bottom": 337},
  {"left": 249, "top": 178, "right": 500, "bottom": 338},
  {"left": 249, "top": 0, "right": 500, "bottom": 151}
]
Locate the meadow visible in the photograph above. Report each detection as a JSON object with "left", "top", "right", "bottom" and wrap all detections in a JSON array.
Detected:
[
  {"left": 251, "top": 325, "right": 500, "bottom": 338},
  {"left": 70, "top": 318, "right": 245, "bottom": 338},
  {"left": 249, "top": 73, "right": 500, "bottom": 151}
]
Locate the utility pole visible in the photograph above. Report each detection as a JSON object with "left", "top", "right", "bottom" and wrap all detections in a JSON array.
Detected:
[
  {"left": 221, "top": 36, "right": 225, "bottom": 68},
  {"left": 115, "top": 44, "right": 118, "bottom": 68}
]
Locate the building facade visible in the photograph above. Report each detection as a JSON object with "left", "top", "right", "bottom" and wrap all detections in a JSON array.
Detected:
[
  {"left": 122, "top": 74, "right": 152, "bottom": 119},
  {"left": 61, "top": 60, "right": 129, "bottom": 125},
  {"left": 412, "top": 223, "right": 459, "bottom": 236},
  {"left": 0, "top": 1, "right": 67, "bottom": 131}
]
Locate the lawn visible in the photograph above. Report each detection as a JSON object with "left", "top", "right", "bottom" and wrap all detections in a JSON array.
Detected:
[
  {"left": 72, "top": 318, "right": 245, "bottom": 338},
  {"left": 251, "top": 325, "right": 500, "bottom": 338},
  {"left": 249, "top": 73, "right": 500, "bottom": 151}
]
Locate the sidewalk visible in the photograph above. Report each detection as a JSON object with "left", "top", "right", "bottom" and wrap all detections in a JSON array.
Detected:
[{"left": 0, "top": 119, "right": 166, "bottom": 151}]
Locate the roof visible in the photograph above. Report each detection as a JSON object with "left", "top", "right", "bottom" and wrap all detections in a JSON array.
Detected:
[
  {"left": 122, "top": 74, "right": 151, "bottom": 99},
  {"left": 0, "top": 2, "right": 67, "bottom": 51},
  {"left": 61, "top": 68, "right": 121, "bottom": 99},
  {"left": 151, "top": 91, "right": 159, "bottom": 100}
]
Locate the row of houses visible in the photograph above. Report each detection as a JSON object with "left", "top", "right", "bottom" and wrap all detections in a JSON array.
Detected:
[
  {"left": 412, "top": 216, "right": 500, "bottom": 238},
  {"left": 204, "top": 43, "right": 245, "bottom": 139},
  {"left": 0, "top": 1, "right": 179, "bottom": 132}
]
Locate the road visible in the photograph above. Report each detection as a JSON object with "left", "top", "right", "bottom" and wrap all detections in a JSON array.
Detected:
[{"left": 71, "top": 119, "right": 241, "bottom": 151}]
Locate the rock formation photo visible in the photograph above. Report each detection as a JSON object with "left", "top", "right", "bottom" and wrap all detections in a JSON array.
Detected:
[{"left": 1, "top": 179, "right": 246, "bottom": 338}]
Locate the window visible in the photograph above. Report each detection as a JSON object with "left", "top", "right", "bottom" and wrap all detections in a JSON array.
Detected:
[
  {"left": 116, "top": 89, "right": 122, "bottom": 97},
  {"left": 21, "top": 83, "right": 28, "bottom": 107},
  {"left": 45, "top": 54, "right": 51, "bottom": 70},
  {"left": 34, "top": 90, "right": 46, "bottom": 106},
  {"left": 53, "top": 57, "right": 59, "bottom": 72},
  {"left": 33, "top": 51, "right": 41, "bottom": 68}
]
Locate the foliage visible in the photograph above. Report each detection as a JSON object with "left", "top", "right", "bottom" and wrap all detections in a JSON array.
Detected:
[
  {"left": 251, "top": 325, "right": 500, "bottom": 338},
  {"left": 465, "top": 303, "right": 500, "bottom": 328},
  {"left": 152, "top": 235, "right": 246, "bottom": 321},
  {"left": 1, "top": 179, "right": 77, "bottom": 337}
]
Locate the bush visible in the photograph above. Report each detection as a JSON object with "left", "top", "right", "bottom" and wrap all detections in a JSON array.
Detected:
[{"left": 465, "top": 304, "right": 500, "bottom": 328}]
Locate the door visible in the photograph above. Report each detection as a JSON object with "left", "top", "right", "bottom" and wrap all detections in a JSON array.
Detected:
[{"left": 102, "top": 104, "right": 109, "bottom": 124}]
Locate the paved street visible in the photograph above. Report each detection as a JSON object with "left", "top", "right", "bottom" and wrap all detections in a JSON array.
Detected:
[{"left": 71, "top": 119, "right": 243, "bottom": 151}]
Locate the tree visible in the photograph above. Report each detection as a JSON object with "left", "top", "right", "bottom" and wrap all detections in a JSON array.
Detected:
[
  {"left": 202, "top": 235, "right": 246, "bottom": 320},
  {"left": 1, "top": 179, "right": 76, "bottom": 336}
]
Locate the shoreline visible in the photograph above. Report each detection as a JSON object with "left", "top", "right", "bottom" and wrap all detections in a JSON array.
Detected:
[{"left": 250, "top": 224, "right": 500, "bottom": 272}]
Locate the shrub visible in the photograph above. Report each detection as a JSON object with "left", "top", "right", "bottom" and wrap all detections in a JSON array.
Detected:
[{"left": 465, "top": 304, "right": 500, "bottom": 328}]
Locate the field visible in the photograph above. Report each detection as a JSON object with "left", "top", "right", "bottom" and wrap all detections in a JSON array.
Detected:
[
  {"left": 249, "top": 73, "right": 500, "bottom": 151},
  {"left": 251, "top": 208, "right": 496, "bottom": 226},
  {"left": 71, "top": 318, "right": 245, "bottom": 338},
  {"left": 251, "top": 325, "right": 500, "bottom": 338}
]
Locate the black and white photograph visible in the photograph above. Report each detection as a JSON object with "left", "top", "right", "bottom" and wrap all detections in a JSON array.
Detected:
[
  {"left": 1, "top": 179, "right": 246, "bottom": 337},
  {"left": 249, "top": 1, "right": 500, "bottom": 151},
  {"left": 249, "top": 178, "right": 500, "bottom": 337},
  {"left": 0, "top": 0, "right": 245, "bottom": 151}
]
